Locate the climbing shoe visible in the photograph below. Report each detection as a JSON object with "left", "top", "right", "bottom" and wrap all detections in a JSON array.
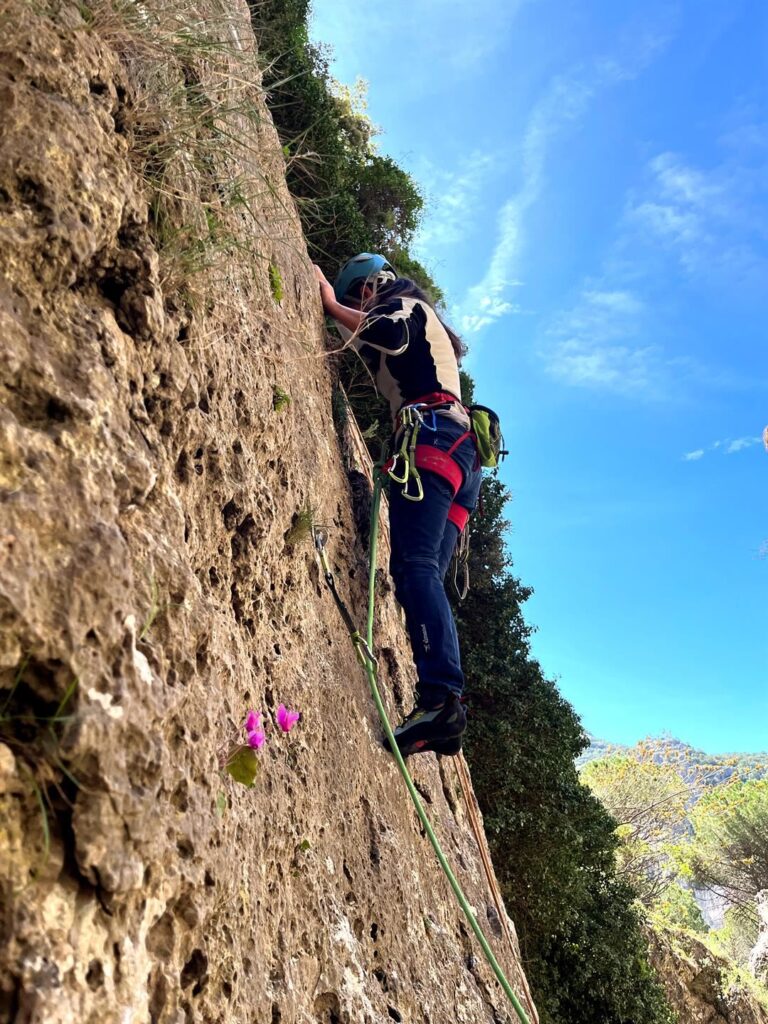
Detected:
[{"left": 385, "top": 694, "right": 466, "bottom": 757}]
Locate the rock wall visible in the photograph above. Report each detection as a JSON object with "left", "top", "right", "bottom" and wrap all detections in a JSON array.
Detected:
[
  {"left": 750, "top": 893, "right": 768, "bottom": 985},
  {"left": 0, "top": 2, "right": 536, "bottom": 1022},
  {"left": 648, "top": 929, "right": 768, "bottom": 1024}
]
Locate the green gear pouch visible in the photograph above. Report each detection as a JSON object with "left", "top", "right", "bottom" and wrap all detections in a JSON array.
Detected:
[{"left": 469, "top": 405, "right": 507, "bottom": 468}]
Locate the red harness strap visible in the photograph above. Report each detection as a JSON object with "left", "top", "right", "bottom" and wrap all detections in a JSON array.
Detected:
[
  {"left": 402, "top": 390, "right": 463, "bottom": 409},
  {"left": 445, "top": 430, "right": 473, "bottom": 456},
  {"left": 447, "top": 503, "right": 469, "bottom": 532},
  {"left": 414, "top": 445, "right": 463, "bottom": 496}
]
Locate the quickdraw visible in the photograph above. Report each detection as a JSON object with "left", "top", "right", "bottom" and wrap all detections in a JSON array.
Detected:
[
  {"left": 385, "top": 405, "right": 425, "bottom": 501},
  {"left": 312, "top": 527, "right": 377, "bottom": 670}
]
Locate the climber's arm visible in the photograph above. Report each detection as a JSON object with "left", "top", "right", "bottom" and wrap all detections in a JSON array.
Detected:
[{"left": 314, "top": 265, "right": 366, "bottom": 333}]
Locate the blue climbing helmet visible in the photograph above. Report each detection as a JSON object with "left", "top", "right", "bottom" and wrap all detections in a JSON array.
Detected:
[{"left": 333, "top": 253, "right": 397, "bottom": 303}]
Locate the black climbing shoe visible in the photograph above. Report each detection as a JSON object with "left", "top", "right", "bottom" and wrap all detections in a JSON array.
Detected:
[{"left": 385, "top": 694, "right": 466, "bottom": 757}]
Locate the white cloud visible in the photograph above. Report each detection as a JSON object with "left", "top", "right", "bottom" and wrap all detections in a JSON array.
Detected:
[
  {"left": 454, "top": 26, "right": 673, "bottom": 336},
  {"left": 625, "top": 148, "right": 768, "bottom": 283},
  {"left": 311, "top": 0, "right": 529, "bottom": 85},
  {"left": 460, "top": 290, "right": 523, "bottom": 335},
  {"left": 627, "top": 153, "right": 718, "bottom": 269},
  {"left": 542, "top": 107, "right": 768, "bottom": 400},
  {"left": 539, "top": 279, "right": 758, "bottom": 400},
  {"left": 455, "top": 195, "right": 529, "bottom": 335},
  {"left": 726, "top": 436, "right": 762, "bottom": 454},
  {"left": 548, "top": 340, "right": 661, "bottom": 392},
  {"left": 541, "top": 286, "right": 667, "bottom": 395},
  {"left": 681, "top": 436, "right": 763, "bottom": 460},
  {"left": 414, "top": 152, "right": 498, "bottom": 251},
  {"left": 651, "top": 152, "right": 725, "bottom": 207}
]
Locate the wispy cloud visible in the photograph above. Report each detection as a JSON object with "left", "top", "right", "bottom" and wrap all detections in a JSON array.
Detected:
[
  {"left": 682, "top": 436, "right": 763, "bottom": 461},
  {"left": 454, "top": 25, "right": 673, "bottom": 336},
  {"left": 538, "top": 277, "right": 763, "bottom": 399},
  {"left": 311, "top": 0, "right": 529, "bottom": 86},
  {"left": 414, "top": 152, "right": 498, "bottom": 251},
  {"left": 726, "top": 437, "right": 761, "bottom": 453},
  {"left": 454, "top": 74, "right": 599, "bottom": 335},
  {"left": 541, "top": 101, "right": 768, "bottom": 399},
  {"left": 542, "top": 286, "right": 670, "bottom": 395},
  {"left": 626, "top": 143, "right": 768, "bottom": 284}
]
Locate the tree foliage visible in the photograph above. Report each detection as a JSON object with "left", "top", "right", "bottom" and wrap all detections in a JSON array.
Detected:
[
  {"left": 678, "top": 780, "right": 768, "bottom": 910},
  {"left": 648, "top": 882, "right": 707, "bottom": 934},
  {"left": 582, "top": 754, "right": 689, "bottom": 905},
  {"left": 251, "top": 0, "right": 428, "bottom": 275},
  {"left": 711, "top": 905, "right": 761, "bottom": 967}
]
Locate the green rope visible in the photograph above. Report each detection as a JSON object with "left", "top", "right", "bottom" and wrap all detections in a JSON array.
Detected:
[{"left": 360, "top": 472, "right": 532, "bottom": 1024}]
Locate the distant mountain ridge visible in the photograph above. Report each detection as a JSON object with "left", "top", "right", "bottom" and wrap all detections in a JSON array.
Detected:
[{"left": 578, "top": 733, "right": 768, "bottom": 798}]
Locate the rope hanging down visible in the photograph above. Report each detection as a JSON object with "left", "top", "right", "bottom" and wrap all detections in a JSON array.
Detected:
[
  {"left": 313, "top": 472, "right": 533, "bottom": 1024},
  {"left": 453, "top": 754, "right": 539, "bottom": 1019}
]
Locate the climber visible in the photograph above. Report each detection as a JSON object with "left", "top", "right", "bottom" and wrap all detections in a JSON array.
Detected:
[{"left": 314, "top": 254, "right": 482, "bottom": 757}]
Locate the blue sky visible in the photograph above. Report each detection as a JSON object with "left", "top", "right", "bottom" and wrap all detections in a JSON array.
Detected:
[{"left": 310, "top": 0, "right": 767, "bottom": 754}]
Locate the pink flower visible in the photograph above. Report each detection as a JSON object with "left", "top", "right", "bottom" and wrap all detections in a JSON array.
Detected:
[
  {"left": 245, "top": 709, "right": 266, "bottom": 749},
  {"left": 276, "top": 703, "right": 301, "bottom": 732},
  {"left": 247, "top": 727, "right": 265, "bottom": 749}
]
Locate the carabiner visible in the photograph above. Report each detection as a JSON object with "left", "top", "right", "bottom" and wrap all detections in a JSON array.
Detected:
[
  {"left": 402, "top": 470, "right": 424, "bottom": 502},
  {"left": 387, "top": 450, "right": 410, "bottom": 485},
  {"left": 420, "top": 409, "right": 438, "bottom": 432}
]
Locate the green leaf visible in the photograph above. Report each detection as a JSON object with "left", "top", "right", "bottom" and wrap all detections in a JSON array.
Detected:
[
  {"left": 226, "top": 747, "right": 260, "bottom": 788},
  {"left": 215, "top": 791, "right": 228, "bottom": 816},
  {"left": 268, "top": 262, "right": 284, "bottom": 303}
]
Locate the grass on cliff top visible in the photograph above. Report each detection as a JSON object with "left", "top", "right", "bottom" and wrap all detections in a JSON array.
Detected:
[{"left": 81, "top": 0, "right": 308, "bottom": 307}]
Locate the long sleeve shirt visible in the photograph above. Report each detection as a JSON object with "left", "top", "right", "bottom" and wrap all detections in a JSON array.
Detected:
[{"left": 352, "top": 296, "right": 468, "bottom": 425}]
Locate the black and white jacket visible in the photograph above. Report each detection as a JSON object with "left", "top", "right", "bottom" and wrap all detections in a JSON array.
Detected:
[{"left": 352, "top": 297, "right": 467, "bottom": 424}]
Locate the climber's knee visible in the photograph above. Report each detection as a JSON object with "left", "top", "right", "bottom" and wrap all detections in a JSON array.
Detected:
[{"left": 391, "top": 554, "right": 441, "bottom": 602}]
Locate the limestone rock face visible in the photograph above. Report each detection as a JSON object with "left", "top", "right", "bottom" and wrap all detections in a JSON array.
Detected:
[
  {"left": 0, "top": 2, "right": 535, "bottom": 1023},
  {"left": 750, "top": 892, "right": 768, "bottom": 985},
  {"left": 647, "top": 930, "right": 768, "bottom": 1024}
]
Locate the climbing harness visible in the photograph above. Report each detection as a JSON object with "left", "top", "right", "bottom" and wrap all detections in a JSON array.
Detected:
[
  {"left": 383, "top": 393, "right": 506, "bottom": 602},
  {"left": 384, "top": 393, "right": 472, "bottom": 504},
  {"left": 312, "top": 475, "right": 533, "bottom": 1024}
]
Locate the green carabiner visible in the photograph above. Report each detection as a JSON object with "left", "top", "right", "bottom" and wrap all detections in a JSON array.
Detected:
[
  {"left": 387, "top": 448, "right": 410, "bottom": 485},
  {"left": 387, "top": 424, "right": 412, "bottom": 485},
  {"left": 402, "top": 468, "right": 424, "bottom": 501},
  {"left": 402, "top": 419, "right": 424, "bottom": 501}
]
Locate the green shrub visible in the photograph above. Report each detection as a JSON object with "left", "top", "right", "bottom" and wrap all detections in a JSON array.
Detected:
[
  {"left": 250, "top": 0, "right": 426, "bottom": 273},
  {"left": 710, "top": 906, "right": 758, "bottom": 966},
  {"left": 650, "top": 883, "right": 708, "bottom": 934}
]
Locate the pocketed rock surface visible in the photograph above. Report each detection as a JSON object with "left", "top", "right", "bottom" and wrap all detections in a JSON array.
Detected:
[
  {"left": 0, "top": 2, "right": 536, "bottom": 1022},
  {"left": 648, "top": 929, "right": 768, "bottom": 1024},
  {"left": 750, "top": 892, "right": 768, "bottom": 985}
]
